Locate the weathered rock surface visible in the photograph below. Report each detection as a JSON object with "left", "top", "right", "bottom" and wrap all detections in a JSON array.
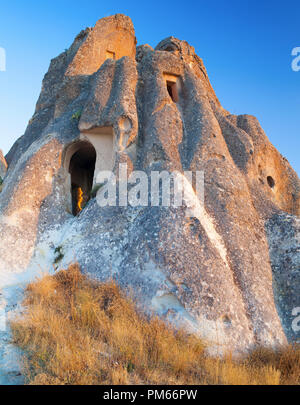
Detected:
[
  {"left": 0, "top": 14, "right": 299, "bottom": 356},
  {"left": 0, "top": 150, "right": 7, "bottom": 180},
  {"left": 266, "top": 213, "right": 300, "bottom": 342},
  {"left": 0, "top": 285, "right": 24, "bottom": 385}
]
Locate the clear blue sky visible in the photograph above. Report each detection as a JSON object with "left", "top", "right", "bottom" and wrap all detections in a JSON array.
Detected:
[{"left": 0, "top": 0, "right": 299, "bottom": 175}]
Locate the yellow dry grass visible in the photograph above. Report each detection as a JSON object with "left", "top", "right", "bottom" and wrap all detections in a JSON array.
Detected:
[{"left": 11, "top": 264, "right": 300, "bottom": 385}]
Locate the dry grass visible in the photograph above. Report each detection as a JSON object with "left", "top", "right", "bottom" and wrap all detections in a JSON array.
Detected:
[{"left": 11, "top": 264, "right": 300, "bottom": 385}]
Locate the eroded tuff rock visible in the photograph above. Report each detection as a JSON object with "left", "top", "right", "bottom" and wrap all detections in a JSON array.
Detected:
[
  {"left": 266, "top": 213, "right": 300, "bottom": 342},
  {"left": 0, "top": 150, "right": 6, "bottom": 179},
  {"left": 0, "top": 14, "right": 299, "bottom": 354}
]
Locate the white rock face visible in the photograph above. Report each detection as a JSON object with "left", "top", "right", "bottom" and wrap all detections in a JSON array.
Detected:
[{"left": 0, "top": 285, "right": 24, "bottom": 385}]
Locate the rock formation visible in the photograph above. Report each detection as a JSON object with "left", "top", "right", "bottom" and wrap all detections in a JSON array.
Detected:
[
  {"left": 0, "top": 150, "right": 7, "bottom": 180},
  {"left": 0, "top": 14, "right": 299, "bottom": 354}
]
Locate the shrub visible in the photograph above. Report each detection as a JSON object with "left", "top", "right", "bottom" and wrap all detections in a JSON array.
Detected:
[
  {"left": 71, "top": 110, "right": 82, "bottom": 122},
  {"left": 11, "top": 264, "right": 300, "bottom": 385},
  {"left": 54, "top": 245, "right": 64, "bottom": 265}
]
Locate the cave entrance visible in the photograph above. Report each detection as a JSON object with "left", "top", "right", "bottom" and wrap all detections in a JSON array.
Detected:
[{"left": 69, "top": 142, "right": 96, "bottom": 216}]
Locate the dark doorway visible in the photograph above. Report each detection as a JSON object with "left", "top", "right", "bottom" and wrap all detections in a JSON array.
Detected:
[{"left": 69, "top": 142, "right": 96, "bottom": 216}]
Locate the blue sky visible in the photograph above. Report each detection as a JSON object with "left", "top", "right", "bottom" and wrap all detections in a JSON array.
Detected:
[{"left": 0, "top": 0, "right": 299, "bottom": 175}]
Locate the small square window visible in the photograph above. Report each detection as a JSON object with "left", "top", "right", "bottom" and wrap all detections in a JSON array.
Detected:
[
  {"left": 166, "top": 80, "right": 179, "bottom": 103},
  {"left": 106, "top": 50, "right": 116, "bottom": 60}
]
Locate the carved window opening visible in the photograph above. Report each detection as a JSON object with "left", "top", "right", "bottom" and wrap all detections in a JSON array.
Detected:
[
  {"left": 164, "top": 74, "right": 180, "bottom": 103},
  {"left": 106, "top": 50, "right": 116, "bottom": 60},
  {"left": 167, "top": 81, "right": 179, "bottom": 102},
  {"left": 267, "top": 176, "right": 275, "bottom": 189}
]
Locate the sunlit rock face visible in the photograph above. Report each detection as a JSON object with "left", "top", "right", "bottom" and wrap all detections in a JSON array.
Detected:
[
  {"left": 0, "top": 14, "right": 299, "bottom": 354},
  {"left": 0, "top": 150, "right": 6, "bottom": 179}
]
